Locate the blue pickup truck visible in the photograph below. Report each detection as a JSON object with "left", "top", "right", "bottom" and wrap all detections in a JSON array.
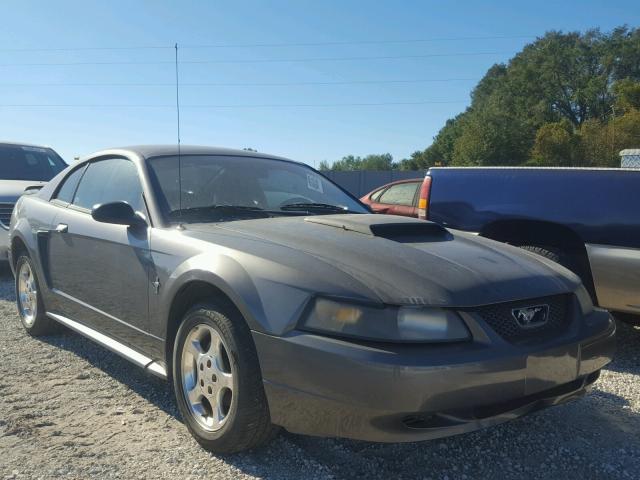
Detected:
[{"left": 419, "top": 167, "right": 640, "bottom": 321}]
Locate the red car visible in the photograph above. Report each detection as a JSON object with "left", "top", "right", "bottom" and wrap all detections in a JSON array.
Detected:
[{"left": 360, "top": 178, "right": 431, "bottom": 218}]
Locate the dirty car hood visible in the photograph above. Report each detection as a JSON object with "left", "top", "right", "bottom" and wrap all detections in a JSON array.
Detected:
[
  {"left": 189, "top": 214, "right": 580, "bottom": 307},
  {"left": 0, "top": 180, "right": 46, "bottom": 202}
]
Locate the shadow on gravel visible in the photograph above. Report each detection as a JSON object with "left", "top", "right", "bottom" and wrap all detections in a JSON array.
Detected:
[
  {"left": 608, "top": 319, "right": 640, "bottom": 375},
  {"left": 37, "top": 332, "right": 178, "bottom": 417},
  {"left": 0, "top": 263, "right": 179, "bottom": 420},
  {"left": 0, "top": 264, "right": 13, "bottom": 279},
  {"left": 1, "top": 264, "right": 639, "bottom": 479}
]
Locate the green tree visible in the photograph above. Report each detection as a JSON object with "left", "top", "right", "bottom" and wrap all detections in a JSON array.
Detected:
[
  {"left": 420, "top": 26, "right": 640, "bottom": 167},
  {"left": 452, "top": 103, "right": 534, "bottom": 166},
  {"left": 614, "top": 79, "right": 640, "bottom": 112},
  {"left": 318, "top": 160, "right": 331, "bottom": 171},
  {"left": 322, "top": 153, "right": 394, "bottom": 171},
  {"left": 530, "top": 120, "right": 578, "bottom": 166}
]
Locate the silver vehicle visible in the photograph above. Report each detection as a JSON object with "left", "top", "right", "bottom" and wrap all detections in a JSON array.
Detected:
[
  {"left": 9, "top": 146, "right": 615, "bottom": 453},
  {"left": 0, "top": 142, "right": 67, "bottom": 261}
]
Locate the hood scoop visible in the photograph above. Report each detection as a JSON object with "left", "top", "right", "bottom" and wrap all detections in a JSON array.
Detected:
[{"left": 305, "top": 214, "right": 449, "bottom": 240}]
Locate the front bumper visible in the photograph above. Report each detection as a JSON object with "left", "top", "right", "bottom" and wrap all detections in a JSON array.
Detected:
[{"left": 253, "top": 308, "right": 615, "bottom": 442}]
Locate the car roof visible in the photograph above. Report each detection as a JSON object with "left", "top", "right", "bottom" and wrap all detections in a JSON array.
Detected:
[
  {"left": 374, "top": 178, "right": 423, "bottom": 189},
  {"left": 81, "top": 145, "right": 304, "bottom": 165},
  {"left": 0, "top": 140, "right": 54, "bottom": 149}
]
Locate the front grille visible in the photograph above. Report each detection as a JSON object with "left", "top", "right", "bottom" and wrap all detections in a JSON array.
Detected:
[
  {"left": 472, "top": 294, "right": 571, "bottom": 344},
  {"left": 0, "top": 202, "right": 14, "bottom": 228}
]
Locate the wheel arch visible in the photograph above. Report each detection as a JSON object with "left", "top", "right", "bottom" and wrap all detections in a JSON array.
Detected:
[
  {"left": 10, "top": 234, "right": 29, "bottom": 269},
  {"left": 163, "top": 278, "right": 248, "bottom": 375},
  {"left": 480, "top": 219, "right": 597, "bottom": 301},
  {"left": 480, "top": 219, "right": 585, "bottom": 250}
]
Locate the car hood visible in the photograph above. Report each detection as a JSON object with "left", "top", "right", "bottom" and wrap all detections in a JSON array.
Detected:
[
  {"left": 0, "top": 180, "right": 46, "bottom": 202},
  {"left": 186, "top": 214, "right": 580, "bottom": 307}
]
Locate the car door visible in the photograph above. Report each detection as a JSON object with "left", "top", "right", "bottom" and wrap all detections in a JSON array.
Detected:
[
  {"left": 369, "top": 181, "right": 420, "bottom": 217},
  {"left": 46, "top": 157, "right": 152, "bottom": 349}
]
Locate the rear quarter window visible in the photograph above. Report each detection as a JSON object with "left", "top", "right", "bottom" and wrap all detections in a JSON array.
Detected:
[{"left": 54, "top": 166, "right": 86, "bottom": 203}]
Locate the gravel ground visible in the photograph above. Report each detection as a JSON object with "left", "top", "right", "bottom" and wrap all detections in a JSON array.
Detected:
[{"left": 1, "top": 265, "right": 639, "bottom": 480}]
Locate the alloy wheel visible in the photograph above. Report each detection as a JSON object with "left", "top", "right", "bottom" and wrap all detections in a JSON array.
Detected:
[
  {"left": 18, "top": 261, "right": 38, "bottom": 327},
  {"left": 181, "top": 324, "right": 235, "bottom": 432}
]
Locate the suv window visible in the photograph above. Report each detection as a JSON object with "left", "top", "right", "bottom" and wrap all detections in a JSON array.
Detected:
[
  {"left": 54, "top": 166, "right": 86, "bottom": 203},
  {"left": 377, "top": 182, "right": 419, "bottom": 206},
  {"left": 0, "top": 144, "right": 66, "bottom": 181},
  {"left": 72, "top": 158, "right": 143, "bottom": 212}
]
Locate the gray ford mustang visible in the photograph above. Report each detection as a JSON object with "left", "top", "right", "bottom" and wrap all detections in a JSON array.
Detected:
[{"left": 9, "top": 146, "right": 615, "bottom": 453}]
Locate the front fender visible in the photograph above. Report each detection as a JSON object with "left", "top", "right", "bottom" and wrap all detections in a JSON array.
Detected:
[
  {"left": 157, "top": 251, "right": 312, "bottom": 339},
  {"left": 9, "top": 197, "right": 46, "bottom": 275}
]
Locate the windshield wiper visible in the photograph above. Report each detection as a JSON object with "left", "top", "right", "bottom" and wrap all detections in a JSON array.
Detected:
[
  {"left": 168, "top": 204, "right": 311, "bottom": 221},
  {"left": 279, "top": 202, "right": 353, "bottom": 213},
  {"left": 168, "top": 204, "right": 270, "bottom": 220}
]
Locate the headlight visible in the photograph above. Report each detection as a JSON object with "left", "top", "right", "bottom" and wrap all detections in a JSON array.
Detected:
[{"left": 300, "top": 298, "right": 470, "bottom": 343}]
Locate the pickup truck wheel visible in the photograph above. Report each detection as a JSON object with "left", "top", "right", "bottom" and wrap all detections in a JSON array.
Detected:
[
  {"left": 519, "top": 245, "right": 562, "bottom": 264},
  {"left": 172, "top": 302, "right": 279, "bottom": 453},
  {"left": 614, "top": 312, "right": 640, "bottom": 326},
  {"left": 15, "top": 255, "right": 58, "bottom": 336},
  {"left": 519, "top": 245, "right": 599, "bottom": 304}
]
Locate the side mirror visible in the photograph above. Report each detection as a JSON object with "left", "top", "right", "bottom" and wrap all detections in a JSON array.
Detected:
[{"left": 91, "top": 201, "right": 146, "bottom": 227}]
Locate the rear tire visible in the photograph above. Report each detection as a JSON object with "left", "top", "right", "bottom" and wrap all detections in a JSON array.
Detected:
[
  {"left": 519, "top": 245, "right": 563, "bottom": 264},
  {"left": 519, "top": 244, "right": 597, "bottom": 303},
  {"left": 172, "top": 302, "right": 278, "bottom": 453},
  {"left": 15, "top": 255, "right": 58, "bottom": 336},
  {"left": 614, "top": 312, "right": 640, "bottom": 326}
]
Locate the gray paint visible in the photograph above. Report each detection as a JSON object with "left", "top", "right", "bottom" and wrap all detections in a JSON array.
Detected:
[
  {"left": 586, "top": 243, "right": 640, "bottom": 314},
  {"left": 9, "top": 145, "right": 616, "bottom": 442}
]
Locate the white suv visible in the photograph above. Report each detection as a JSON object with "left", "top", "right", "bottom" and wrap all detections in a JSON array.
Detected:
[{"left": 0, "top": 142, "right": 66, "bottom": 261}]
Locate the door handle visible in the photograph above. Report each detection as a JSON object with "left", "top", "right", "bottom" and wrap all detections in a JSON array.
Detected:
[{"left": 55, "top": 223, "right": 68, "bottom": 233}]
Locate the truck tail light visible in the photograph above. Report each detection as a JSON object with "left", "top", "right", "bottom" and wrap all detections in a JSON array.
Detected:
[{"left": 417, "top": 176, "right": 432, "bottom": 220}]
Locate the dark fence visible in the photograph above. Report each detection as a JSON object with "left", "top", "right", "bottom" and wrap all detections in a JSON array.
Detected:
[{"left": 322, "top": 170, "right": 426, "bottom": 198}]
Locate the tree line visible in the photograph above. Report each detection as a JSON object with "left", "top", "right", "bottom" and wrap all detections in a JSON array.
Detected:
[{"left": 319, "top": 26, "right": 640, "bottom": 171}]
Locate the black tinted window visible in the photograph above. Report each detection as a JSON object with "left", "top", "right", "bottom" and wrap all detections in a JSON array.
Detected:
[
  {"left": 72, "top": 159, "right": 143, "bottom": 212},
  {"left": 54, "top": 166, "right": 85, "bottom": 203},
  {"left": 147, "top": 155, "right": 367, "bottom": 223},
  {"left": 0, "top": 144, "right": 66, "bottom": 181},
  {"left": 378, "top": 182, "right": 419, "bottom": 206}
]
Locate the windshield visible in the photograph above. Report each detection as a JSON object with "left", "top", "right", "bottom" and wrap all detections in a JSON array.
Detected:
[
  {"left": 147, "top": 155, "right": 368, "bottom": 223},
  {"left": 0, "top": 144, "right": 67, "bottom": 181}
]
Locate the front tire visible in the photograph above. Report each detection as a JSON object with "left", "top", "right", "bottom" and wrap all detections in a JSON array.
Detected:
[
  {"left": 172, "top": 302, "right": 278, "bottom": 453},
  {"left": 614, "top": 312, "right": 640, "bottom": 326},
  {"left": 15, "top": 255, "right": 58, "bottom": 336}
]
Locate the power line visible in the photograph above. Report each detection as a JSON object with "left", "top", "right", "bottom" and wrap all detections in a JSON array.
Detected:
[
  {"left": 183, "top": 35, "right": 534, "bottom": 48},
  {"left": 0, "top": 78, "right": 477, "bottom": 87},
  {"left": 0, "top": 100, "right": 467, "bottom": 108},
  {"left": 0, "top": 51, "right": 510, "bottom": 66},
  {"left": 0, "top": 35, "right": 535, "bottom": 52}
]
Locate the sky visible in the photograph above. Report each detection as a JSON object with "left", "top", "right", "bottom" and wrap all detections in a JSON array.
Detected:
[{"left": 0, "top": 1, "right": 639, "bottom": 167}]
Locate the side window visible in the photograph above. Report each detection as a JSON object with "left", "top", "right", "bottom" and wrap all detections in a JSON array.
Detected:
[
  {"left": 72, "top": 158, "right": 143, "bottom": 212},
  {"left": 378, "top": 182, "right": 420, "bottom": 206},
  {"left": 54, "top": 166, "right": 85, "bottom": 203},
  {"left": 370, "top": 187, "right": 386, "bottom": 202}
]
